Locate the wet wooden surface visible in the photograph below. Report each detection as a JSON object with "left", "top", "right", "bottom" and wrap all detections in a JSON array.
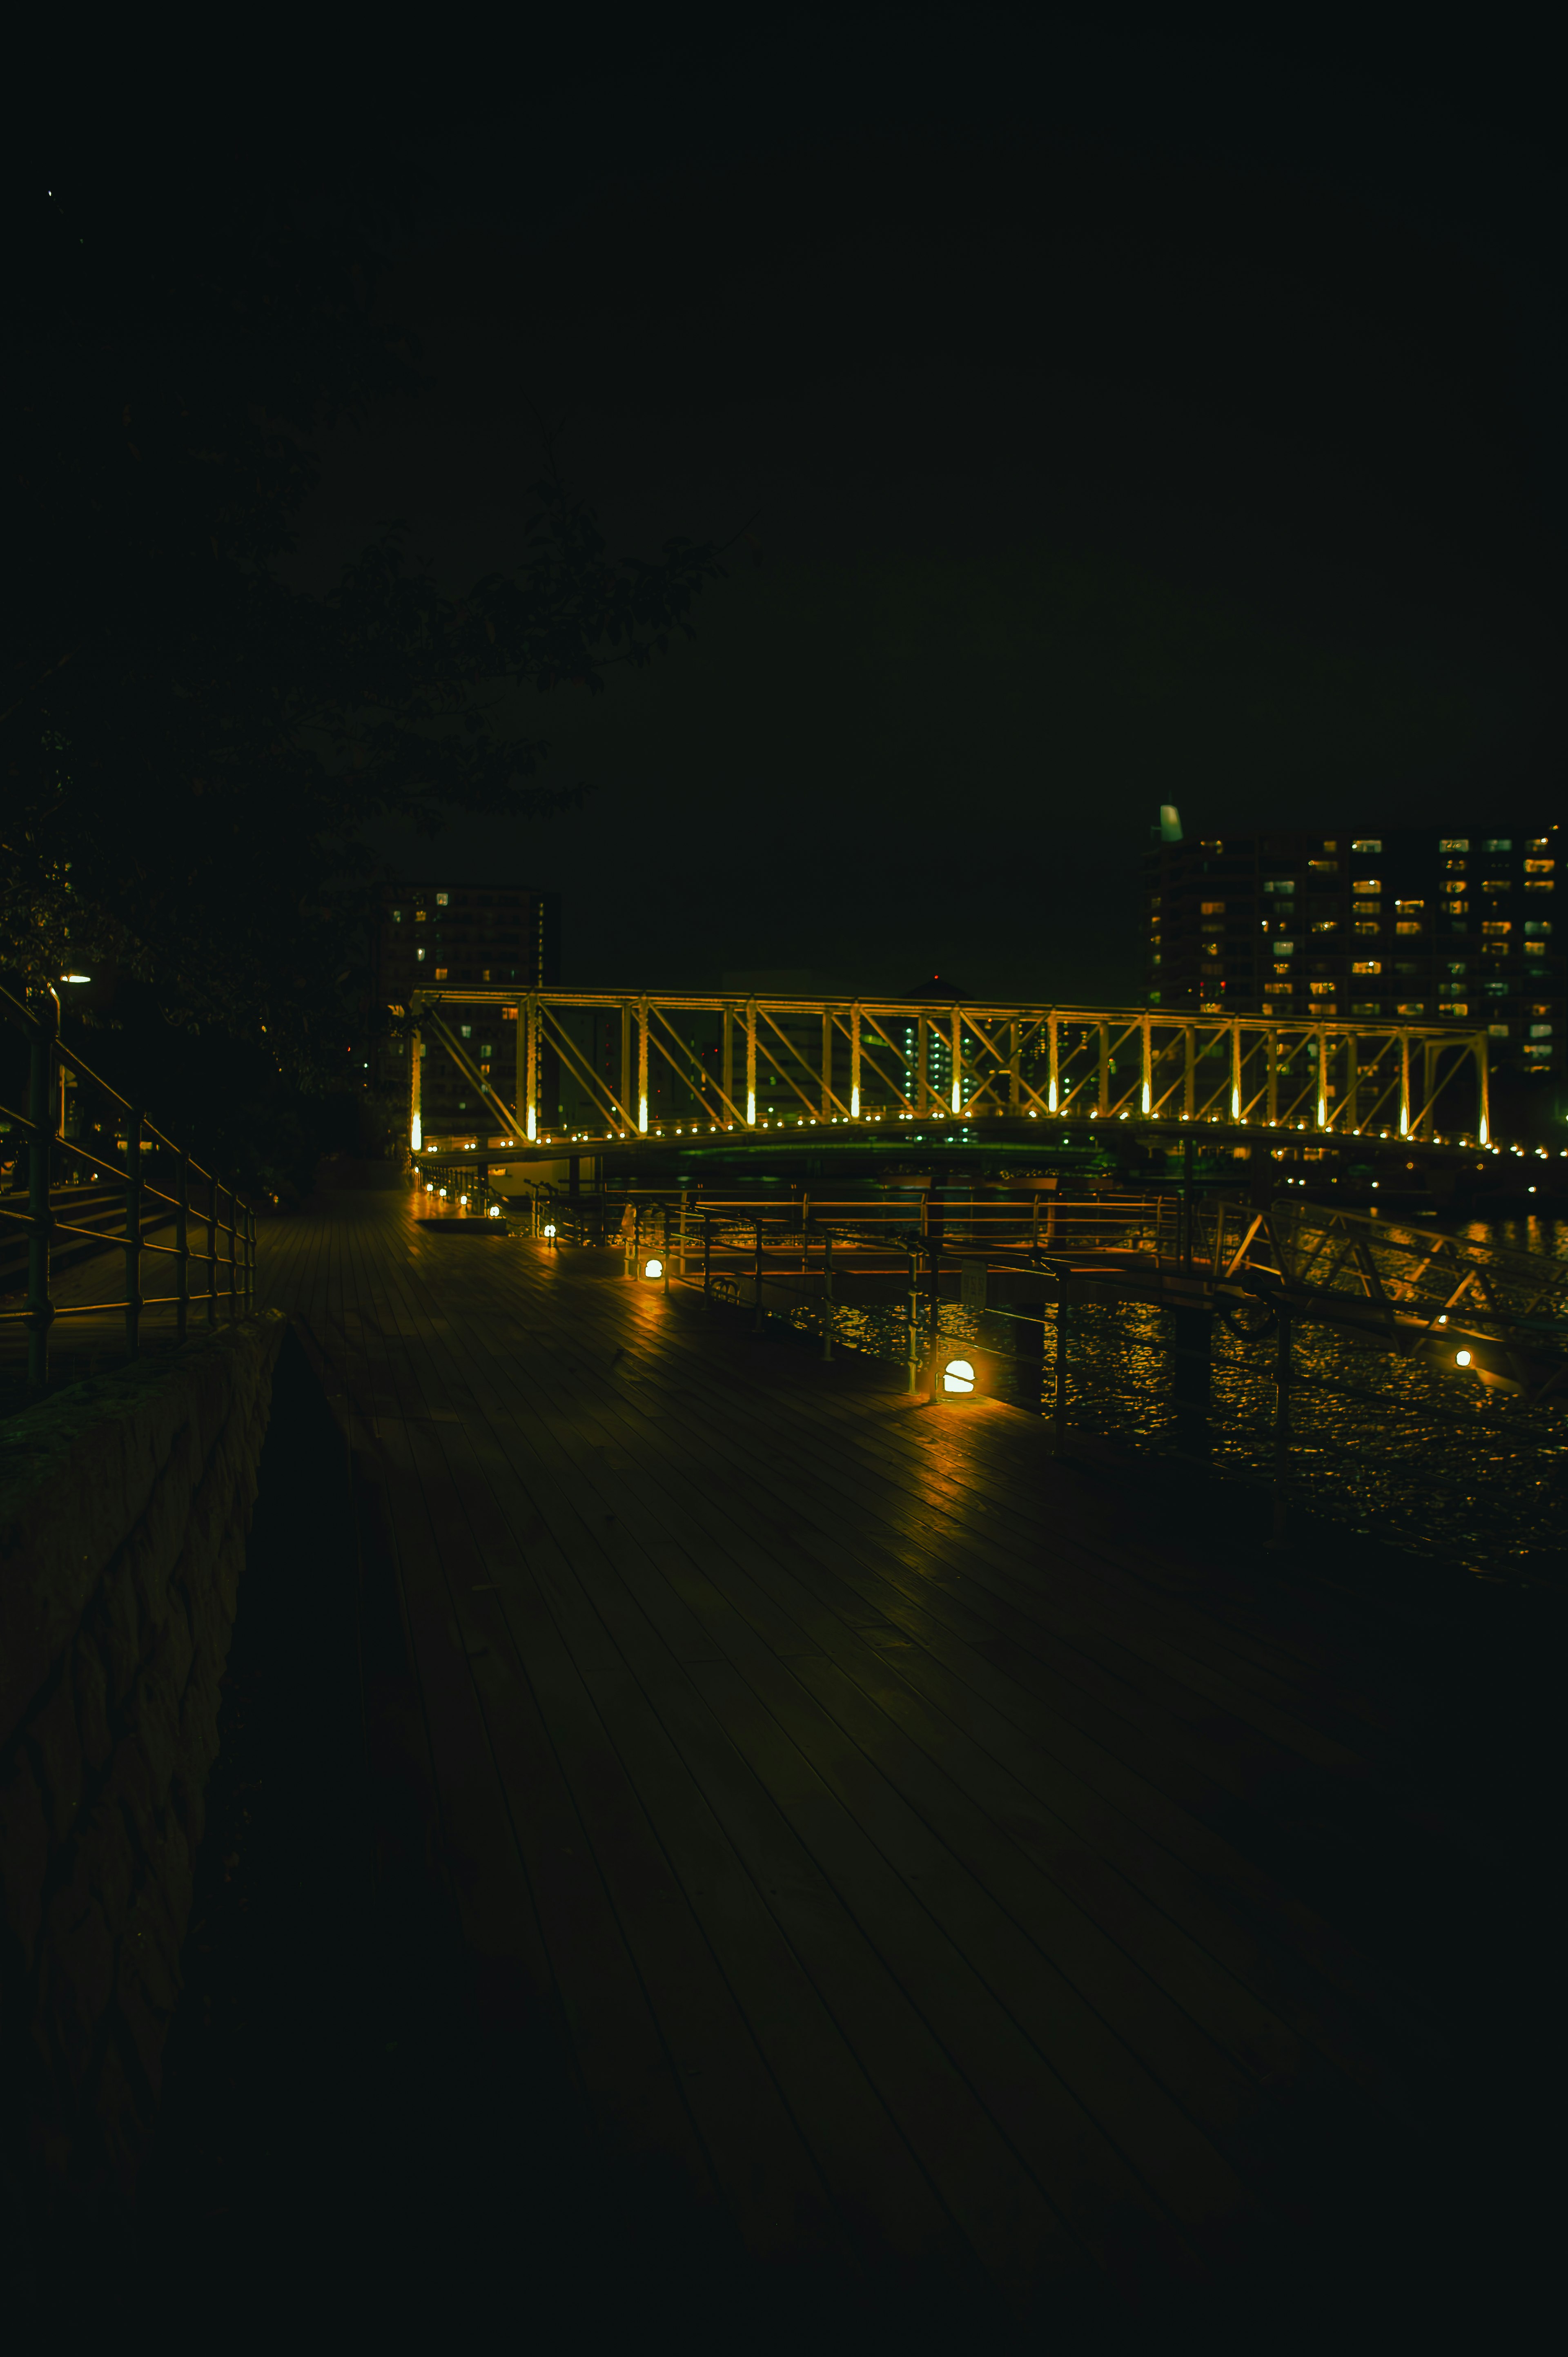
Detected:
[{"left": 5, "top": 1185, "right": 1523, "bottom": 2324}]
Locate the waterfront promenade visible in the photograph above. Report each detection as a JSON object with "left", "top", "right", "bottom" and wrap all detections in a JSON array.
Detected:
[{"left": 5, "top": 1180, "right": 1546, "bottom": 2329}]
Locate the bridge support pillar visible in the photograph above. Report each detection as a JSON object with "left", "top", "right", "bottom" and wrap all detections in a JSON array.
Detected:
[{"left": 1171, "top": 1303, "right": 1212, "bottom": 1461}]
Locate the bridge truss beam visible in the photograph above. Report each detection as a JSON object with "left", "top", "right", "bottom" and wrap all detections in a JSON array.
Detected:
[{"left": 404, "top": 988, "right": 1494, "bottom": 1153}]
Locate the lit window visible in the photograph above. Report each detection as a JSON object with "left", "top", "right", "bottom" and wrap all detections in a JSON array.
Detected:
[
  {"left": 1351, "top": 1000, "right": 1382, "bottom": 1015},
  {"left": 1352, "top": 960, "right": 1382, "bottom": 974},
  {"left": 1322, "top": 839, "right": 1338, "bottom": 851},
  {"left": 415, "top": 908, "right": 427, "bottom": 923},
  {"left": 1483, "top": 838, "right": 1512, "bottom": 852},
  {"left": 1312, "top": 920, "right": 1338, "bottom": 934},
  {"left": 1353, "top": 921, "right": 1379, "bottom": 936},
  {"left": 1438, "top": 837, "right": 1470, "bottom": 852},
  {"left": 1395, "top": 921, "right": 1422, "bottom": 934},
  {"left": 1481, "top": 879, "right": 1511, "bottom": 893},
  {"left": 1396, "top": 1003, "right": 1426, "bottom": 1015},
  {"left": 1308, "top": 859, "right": 1338, "bottom": 872},
  {"left": 1351, "top": 879, "right": 1381, "bottom": 894},
  {"left": 1482, "top": 922, "right": 1511, "bottom": 935},
  {"left": 392, "top": 907, "right": 403, "bottom": 922},
  {"left": 1351, "top": 838, "right": 1382, "bottom": 852},
  {"left": 1530, "top": 1022, "right": 1554, "bottom": 1038},
  {"left": 1395, "top": 899, "right": 1424, "bottom": 911},
  {"left": 1263, "top": 879, "right": 1295, "bottom": 894},
  {"left": 1525, "top": 941, "right": 1547, "bottom": 957},
  {"left": 436, "top": 892, "right": 449, "bottom": 906},
  {"left": 434, "top": 966, "right": 448, "bottom": 979},
  {"left": 1445, "top": 901, "right": 1467, "bottom": 916},
  {"left": 480, "top": 1044, "right": 492, "bottom": 1058},
  {"left": 416, "top": 947, "right": 425, "bottom": 961},
  {"left": 1525, "top": 879, "right": 1555, "bottom": 892},
  {"left": 1528, "top": 838, "right": 1549, "bottom": 852},
  {"left": 1200, "top": 900, "right": 1225, "bottom": 914},
  {"left": 1309, "top": 981, "right": 1336, "bottom": 996}
]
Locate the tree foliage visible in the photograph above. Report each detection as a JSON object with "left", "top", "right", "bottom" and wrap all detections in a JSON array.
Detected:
[{"left": 2, "top": 165, "right": 722, "bottom": 1081}]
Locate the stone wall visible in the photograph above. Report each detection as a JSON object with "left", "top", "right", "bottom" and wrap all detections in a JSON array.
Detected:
[{"left": 0, "top": 1311, "right": 286, "bottom": 2214}]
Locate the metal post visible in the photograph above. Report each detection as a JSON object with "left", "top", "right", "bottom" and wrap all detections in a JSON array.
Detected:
[
  {"left": 1270, "top": 1301, "right": 1292, "bottom": 1547},
  {"left": 1098, "top": 1021, "right": 1109, "bottom": 1117},
  {"left": 248, "top": 1201, "right": 256, "bottom": 1314},
  {"left": 746, "top": 1000, "right": 757, "bottom": 1126},
  {"left": 525, "top": 994, "right": 539, "bottom": 1142},
  {"left": 822, "top": 1010, "right": 832, "bottom": 1119},
  {"left": 1345, "top": 1033, "right": 1359, "bottom": 1134},
  {"left": 125, "top": 1111, "right": 144, "bottom": 1360},
  {"left": 723, "top": 1004, "right": 735, "bottom": 1126},
  {"left": 1048, "top": 1012, "right": 1060, "bottom": 1113},
  {"left": 703, "top": 1210, "right": 713, "bottom": 1304},
  {"left": 226, "top": 1182, "right": 238, "bottom": 1319},
  {"left": 1230, "top": 1022, "right": 1242, "bottom": 1122},
  {"left": 1052, "top": 1283, "right": 1069, "bottom": 1452},
  {"left": 950, "top": 1008, "right": 962, "bottom": 1115},
  {"left": 851, "top": 1001, "right": 862, "bottom": 1119},
  {"left": 25, "top": 989, "right": 58, "bottom": 1394},
  {"left": 1399, "top": 1028, "right": 1411, "bottom": 1137},
  {"left": 1183, "top": 1024, "right": 1195, "bottom": 1119},
  {"left": 620, "top": 1002, "right": 633, "bottom": 1136},
  {"left": 1181, "top": 1132, "right": 1195, "bottom": 1272},
  {"left": 207, "top": 1170, "right": 218, "bottom": 1325},
  {"left": 1476, "top": 1030, "right": 1490, "bottom": 1146},
  {"left": 1267, "top": 1026, "right": 1278, "bottom": 1126},
  {"left": 753, "top": 1220, "right": 765, "bottom": 1331},
  {"left": 917, "top": 1012, "right": 930, "bottom": 1114},
  {"left": 678, "top": 1179, "right": 689, "bottom": 1278},
  {"left": 906, "top": 1250, "right": 922, "bottom": 1394},
  {"left": 820, "top": 1229, "right": 834, "bottom": 1360},
  {"left": 177, "top": 1147, "right": 191, "bottom": 1342},
  {"left": 1141, "top": 1015, "right": 1152, "bottom": 1116}
]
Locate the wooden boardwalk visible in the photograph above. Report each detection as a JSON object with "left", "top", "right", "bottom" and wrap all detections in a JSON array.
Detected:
[{"left": 8, "top": 1182, "right": 1527, "bottom": 2325}]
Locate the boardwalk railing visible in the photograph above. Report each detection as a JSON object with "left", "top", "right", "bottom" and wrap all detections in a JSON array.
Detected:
[
  {"left": 509, "top": 1179, "right": 1567, "bottom": 1559},
  {"left": 0, "top": 981, "right": 255, "bottom": 1393}
]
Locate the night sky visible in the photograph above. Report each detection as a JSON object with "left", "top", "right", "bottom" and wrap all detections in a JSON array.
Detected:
[{"left": 86, "top": 15, "right": 1568, "bottom": 1001}]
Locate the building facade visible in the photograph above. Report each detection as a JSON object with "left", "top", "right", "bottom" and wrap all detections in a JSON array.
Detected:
[
  {"left": 1143, "top": 818, "right": 1563, "bottom": 1128},
  {"left": 370, "top": 881, "right": 559, "bottom": 1146}
]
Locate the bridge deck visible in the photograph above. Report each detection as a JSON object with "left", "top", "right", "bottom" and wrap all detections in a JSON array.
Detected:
[{"left": 4, "top": 1186, "right": 1527, "bottom": 2324}]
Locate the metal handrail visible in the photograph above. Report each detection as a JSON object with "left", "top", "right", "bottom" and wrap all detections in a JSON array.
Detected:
[{"left": 0, "top": 978, "right": 256, "bottom": 1392}]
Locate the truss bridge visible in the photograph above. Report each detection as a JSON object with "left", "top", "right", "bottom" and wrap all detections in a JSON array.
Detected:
[{"left": 400, "top": 987, "right": 1497, "bottom": 1160}]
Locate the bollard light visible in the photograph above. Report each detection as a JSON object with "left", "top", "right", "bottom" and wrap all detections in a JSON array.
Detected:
[
  {"left": 941, "top": 1358, "right": 976, "bottom": 1396},
  {"left": 1455, "top": 1349, "right": 1472, "bottom": 1367},
  {"left": 543, "top": 1222, "right": 557, "bottom": 1238},
  {"left": 643, "top": 1256, "right": 665, "bottom": 1280}
]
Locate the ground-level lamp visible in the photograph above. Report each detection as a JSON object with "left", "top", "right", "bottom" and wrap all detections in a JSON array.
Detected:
[
  {"left": 941, "top": 1357, "right": 977, "bottom": 1398},
  {"left": 642, "top": 1253, "right": 669, "bottom": 1294}
]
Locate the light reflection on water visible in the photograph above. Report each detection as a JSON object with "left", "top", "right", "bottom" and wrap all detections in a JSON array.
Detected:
[{"left": 775, "top": 1213, "right": 1567, "bottom": 1576}]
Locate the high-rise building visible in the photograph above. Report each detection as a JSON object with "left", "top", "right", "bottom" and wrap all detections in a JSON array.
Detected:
[
  {"left": 1142, "top": 815, "right": 1563, "bottom": 1129},
  {"left": 370, "top": 881, "right": 559, "bottom": 1144}
]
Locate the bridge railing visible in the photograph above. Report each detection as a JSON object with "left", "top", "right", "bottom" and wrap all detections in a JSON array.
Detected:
[{"left": 0, "top": 981, "right": 255, "bottom": 1394}]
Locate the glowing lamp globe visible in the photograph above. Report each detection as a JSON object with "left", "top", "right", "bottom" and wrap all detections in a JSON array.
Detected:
[
  {"left": 643, "top": 1256, "right": 665, "bottom": 1281},
  {"left": 942, "top": 1358, "right": 976, "bottom": 1396}
]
